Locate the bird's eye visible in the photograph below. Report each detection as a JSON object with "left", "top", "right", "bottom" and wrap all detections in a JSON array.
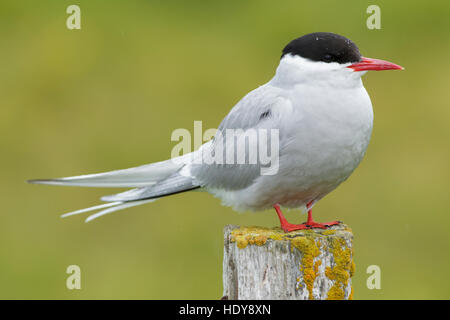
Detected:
[{"left": 323, "top": 54, "right": 333, "bottom": 62}]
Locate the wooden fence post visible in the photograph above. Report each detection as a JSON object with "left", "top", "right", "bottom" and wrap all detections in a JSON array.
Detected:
[{"left": 222, "top": 224, "right": 354, "bottom": 300}]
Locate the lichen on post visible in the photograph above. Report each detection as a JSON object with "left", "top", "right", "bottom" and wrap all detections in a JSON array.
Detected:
[{"left": 222, "top": 224, "right": 354, "bottom": 300}]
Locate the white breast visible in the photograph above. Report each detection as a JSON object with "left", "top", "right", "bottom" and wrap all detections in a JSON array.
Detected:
[
  {"left": 207, "top": 55, "right": 374, "bottom": 212},
  {"left": 212, "top": 79, "right": 373, "bottom": 212}
]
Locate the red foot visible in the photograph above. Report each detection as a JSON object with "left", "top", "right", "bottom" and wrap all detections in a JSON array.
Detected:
[
  {"left": 273, "top": 203, "right": 341, "bottom": 233},
  {"left": 280, "top": 220, "right": 341, "bottom": 232}
]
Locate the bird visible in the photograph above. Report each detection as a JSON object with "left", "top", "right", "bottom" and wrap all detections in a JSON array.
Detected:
[{"left": 28, "top": 32, "right": 403, "bottom": 232}]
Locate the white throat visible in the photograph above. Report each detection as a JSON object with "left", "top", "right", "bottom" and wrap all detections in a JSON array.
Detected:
[{"left": 270, "top": 54, "right": 366, "bottom": 89}]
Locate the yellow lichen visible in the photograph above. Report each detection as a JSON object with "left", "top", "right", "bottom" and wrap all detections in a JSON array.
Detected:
[
  {"left": 230, "top": 226, "right": 272, "bottom": 248},
  {"left": 229, "top": 225, "right": 354, "bottom": 300},
  {"left": 325, "top": 237, "right": 354, "bottom": 300},
  {"left": 327, "top": 284, "right": 345, "bottom": 300},
  {"left": 314, "top": 260, "right": 322, "bottom": 275},
  {"left": 292, "top": 237, "right": 321, "bottom": 299}
]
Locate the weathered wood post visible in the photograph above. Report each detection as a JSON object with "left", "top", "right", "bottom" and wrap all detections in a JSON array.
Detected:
[{"left": 223, "top": 224, "right": 354, "bottom": 300}]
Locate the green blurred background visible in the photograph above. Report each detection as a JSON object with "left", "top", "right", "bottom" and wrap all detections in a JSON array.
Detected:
[{"left": 1, "top": 0, "right": 449, "bottom": 299}]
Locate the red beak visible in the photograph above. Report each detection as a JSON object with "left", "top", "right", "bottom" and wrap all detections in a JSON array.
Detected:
[{"left": 348, "top": 57, "right": 404, "bottom": 72}]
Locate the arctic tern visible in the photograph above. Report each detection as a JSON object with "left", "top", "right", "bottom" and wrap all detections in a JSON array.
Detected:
[{"left": 29, "top": 32, "right": 403, "bottom": 231}]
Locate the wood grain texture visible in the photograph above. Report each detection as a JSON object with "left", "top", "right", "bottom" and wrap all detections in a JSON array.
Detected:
[{"left": 223, "top": 224, "right": 354, "bottom": 300}]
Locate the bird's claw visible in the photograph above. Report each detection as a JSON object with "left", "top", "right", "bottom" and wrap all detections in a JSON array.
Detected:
[{"left": 281, "top": 220, "right": 341, "bottom": 232}]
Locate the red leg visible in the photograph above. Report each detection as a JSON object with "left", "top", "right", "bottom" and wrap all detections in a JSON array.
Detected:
[{"left": 273, "top": 202, "right": 340, "bottom": 233}]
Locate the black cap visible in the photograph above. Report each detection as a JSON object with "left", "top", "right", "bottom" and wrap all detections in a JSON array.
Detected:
[{"left": 281, "top": 32, "right": 362, "bottom": 64}]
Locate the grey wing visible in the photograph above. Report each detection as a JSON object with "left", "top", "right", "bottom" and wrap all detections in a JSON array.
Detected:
[
  {"left": 101, "top": 172, "right": 200, "bottom": 202},
  {"left": 189, "top": 84, "right": 293, "bottom": 191}
]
